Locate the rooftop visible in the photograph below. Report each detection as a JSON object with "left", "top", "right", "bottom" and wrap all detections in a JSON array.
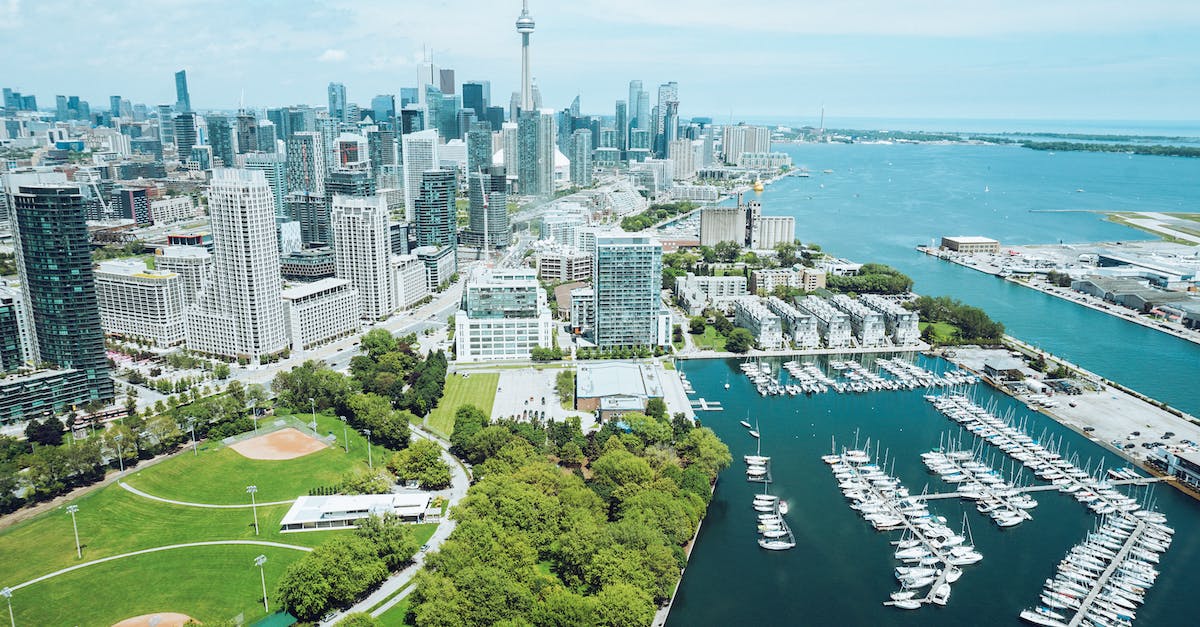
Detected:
[
  {"left": 943, "top": 236, "right": 1000, "bottom": 244},
  {"left": 279, "top": 493, "right": 432, "bottom": 527},
  {"left": 281, "top": 277, "right": 352, "bottom": 300},
  {"left": 576, "top": 362, "right": 664, "bottom": 399}
]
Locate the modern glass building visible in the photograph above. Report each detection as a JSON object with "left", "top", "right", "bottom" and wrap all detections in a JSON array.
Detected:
[
  {"left": 174, "top": 69, "right": 191, "bottom": 113},
  {"left": 455, "top": 268, "right": 552, "bottom": 362},
  {"left": 464, "top": 167, "right": 508, "bottom": 250},
  {"left": 173, "top": 112, "right": 198, "bottom": 161},
  {"left": 205, "top": 114, "right": 235, "bottom": 166},
  {"left": 592, "top": 233, "right": 664, "bottom": 348},
  {"left": 462, "top": 80, "right": 490, "bottom": 118},
  {"left": 8, "top": 183, "right": 113, "bottom": 403},
  {"left": 414, "top": 169, "right": 457, "bottom": 251}
]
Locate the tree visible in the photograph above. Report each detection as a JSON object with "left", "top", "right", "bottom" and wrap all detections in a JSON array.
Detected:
[
  {"left": 355, "top": 514, "right": 420, "bottom": 571},
  {"left": 25, "top": 417, "right": 64, "bottom": 447},
  {"left": 361, "top": 328, "right": 398, "bottom": 360},
  {"left": 450, "top": 404, "right": 488, "bottom": 457},
  {"left": 340, "top": 468, "right": 396, "bottom": 494},
  {"left": 713, "top": 240, "right": 741, "bottom": 263},
  {"left": 387, "top": 439, "right": 451, "bottom": 489},
  {"left": 594, "top": 582, "right": 655, "bottom": 627},
  {"left": 712, "top": 313, "right": 733, "bottom": 336},
  {"left": 337, "top": 613, "right": 381, "bottom": 627},
  {"left": 558, "top": 441, "right": 584, "bottom": 466},
  {"left": 774, "top": 241, "right": 798, "bottom": 266},
  {"left": 644, "top": 398, "right": 666, "bottom": 420},
  {"left": 213, "top": 362, "right": 231, "bottom": 379},
  {"left": 276, "top": 556, "right": 334, "bottom": 621},
  {"left": 272, "top": 360, "right": 356, "bottom": 410},
  {"left": 677, "top": 427, "right": 732, "bottom": 479},
  {"left": 555, "top": 370, "right": 574, "bottom": 407},
  {"left": 688, "top": 316, "right": 706, "bottom": 335},
  {"left": 725, "top": 328, "right": 754, "bottom": 353}
]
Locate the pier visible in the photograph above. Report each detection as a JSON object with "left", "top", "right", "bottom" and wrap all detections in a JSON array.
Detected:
[
  {"left": 1066, "top": 519, "right": 1147, "bottom": 627},
  {"left": 914, "top": 476, "right": 1173, "bottom": 501},
  {"left": 691, "top": 398, "right": 724, "bottom": 411},
  {"left": 921, "top": 451, "right": 1034, "bottom": 526}
]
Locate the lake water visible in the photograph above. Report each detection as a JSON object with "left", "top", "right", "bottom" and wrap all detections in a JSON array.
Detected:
[{"left": 668, "top": 144, "right": 1200, "bottom": 625}]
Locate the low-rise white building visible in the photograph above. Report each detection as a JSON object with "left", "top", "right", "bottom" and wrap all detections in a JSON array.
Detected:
[
  {"left": 859, "top": 294, "right": 920, "bottom": 346},
  {"left": 94, "top": 259, "right": 186, "bottom": 346},
  {"left": 797, "top": 296, "right": 852, "bottom": 348},
  {"left": 732, "top": 296, "right": 784, "bottom": 350},
  {"left": 670, "top": 184, "right": 719, "bottom": 203},
  {"left": 392, "top": 254, "right": 430, "bottom": 310},
  {"left": 414, "top": 245, "right": 456, "bottom": 292},
  {"left": 280, "top": 278, "right": 361, "bottom": 352},
  {"left": 280, "top": 493, "right": 433, "bottom": 532},
  {"left": 149, "top": 195, "right": 202, "bottom": 225},
  {"left": 674, "top": 272, "right": 747, "bottom": 316},
  {"left": 455, "top": 268, "right": 554, "bottom": 362},
  {"left": 737, "top": 152, "right": 792, "bottom": 170},
  {"left": 817, "top": 257, "right": 863, "bottom": 276},
  {"left": 829, "top": 294, "right": 887, "bottom": 348},
  {"left": 537, "top": 247, "right": 592, "bottom": 282},
  {"left": 765, "top": 296, "right": 819, "bottom": 348}
]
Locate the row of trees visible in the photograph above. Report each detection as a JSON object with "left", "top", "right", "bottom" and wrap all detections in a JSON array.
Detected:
[
  {"left": 826, "top": 263, "right": 914, "bottom": 295},
  {"left": 1021, "top": 140, "right": 1200, "bottom": 158},
  {"left": 618, "top": 201, "right": 697, "bottom": 232},
  {"left": 908, "top": 295, "right": 1006, "bottom": 344},
  {"left": 407, "top": 403, "right": 731, "bottom": 626}
]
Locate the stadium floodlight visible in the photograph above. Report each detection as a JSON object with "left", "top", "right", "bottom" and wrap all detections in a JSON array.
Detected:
[{"left": 246, "top": 485, "right": 259, "bottom": 535}]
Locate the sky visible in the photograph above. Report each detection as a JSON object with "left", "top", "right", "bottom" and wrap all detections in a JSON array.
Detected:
[{"left": 3, "top": 0, "right": 1199, "bottom": 125}]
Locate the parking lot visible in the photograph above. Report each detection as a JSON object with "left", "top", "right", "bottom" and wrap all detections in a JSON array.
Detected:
[{"left": 492, "top": 367, "right": 597, "bottom": 431}]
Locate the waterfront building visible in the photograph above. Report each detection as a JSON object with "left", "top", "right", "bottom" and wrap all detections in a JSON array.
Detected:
[
  {"left": 733, "top": 297, "right": 784, "bottom": 350},
  {"left": 280, "top": 247, "right": 336, "bottom": 282},
  {"left": 570, "top": 286, "right": 594, "bottom": 335},
  {"left": 331, "top": 195, "right": 395, "bottom": 320},
  {"left": 592, "top": 233, "right": 667, "bottom": 348},
  {"left": 6, "top": 179, "right": 113, "bottom": 405},
  {"left": 536, "top": 246, "right": 592, "bottom": 282},
  {"left": 828, "top": 294, "right": 887, "bottom": 348},
  {"left": 455, "top": 268, "right": 553, "bottom": 362},
  {"left": 414, "top": 245, "right": 456, "bottom": 292},
  {"left": 817, "top": 257, "right": 863, "bottom": 276},
  {"left": 155, "top": 246, "right": 212, "bottom": 305},
  {"left": 286, "top": 131, "right": 325, "bottom": 196},
  {"left": 700, "top": 206, "right": 747, "bottom": 247},
  {"left": 797, "top": 295, "right": 852, "bottom": 348},
  {"left": 750, "top": 268, "right": 798, "bottom": 295},
  {"left": 185, "top": 169, "right": 288, "bottom": 362},
  {"left": 0, "top": 368, "right": 95, "bottom": 428},
  {"left": 765, "top": 296, "right": 819, "bottom": 348},
  {"left": 281, "top": 278, "right": 361, "bottom": 352},
  {"left": 94, "top": 259, "right": 186, "bottom": 346},
  {"left": 674, "top": 272, "right": 748, "bottom": 316},
  {"left": 721, "top": 124, "right": 770, "bottom": 166},
  {"left": 859, "top": 294, "right": 920, "bottom": 346},
  {"left": 941, "top": 235, "right": 1001, "bottom": 254},
  {"left": 574, "top": 362, "right": 663, "bottom": 413},
  {"left": 738, "top": 152, "right": 791, "bottom": 171},
  {"left": 392, "top": 254, "right": 430, "bottom": 309},
  {"left": 149, "top": 196, "right": 201, "bottom": 225},
  {"left": 570, "top": 129, "right": 593, "bottom": 187},
  {"left": 746, "top": 201, "right": 796, "bottom": 250},
  {"left": 401, "top": 129, "right": 439, "bottom": 220}
]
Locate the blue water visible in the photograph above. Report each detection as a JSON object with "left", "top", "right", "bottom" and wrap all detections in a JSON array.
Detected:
[
  {"left": 667, "top": 358, "right": 1200, "bottom": 626},
  {"left": 729, "top": 143, "right": 1200, "bottom": 416},
  {"left": 668, "top": 144, "right": 1200, "bottom": 626}
]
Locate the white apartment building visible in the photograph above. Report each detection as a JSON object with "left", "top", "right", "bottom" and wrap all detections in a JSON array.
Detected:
[
  {"left": 668, "top": 139, "right": 696, "bottom": 180},
  {"left": 722, "top": 125, "right": 770, "bottom": 166},
  {"left": 570, "top": 286, "right": 594, "bottom": 334},
  {"left": 797, "top": 295, "right": 852, "bottom": 348},
  {"left": 155, "top": 245, "right": 212, "bottom": 306},
  {"left": 281, "top": 278, "right": 361, "bottom": 352},
  {"left": 186, "top": 169, "right": 289, "bottom": 362},
  {"left": 750, "top": 268, "right": 799, "bottom": 295},
  {"left": 674, "top": 273, "right": 747, "bottom": 316},
  {"left": 537, "top": 247, "right": 592, "bottom": 282},
  {"left": 95, "top": 259, "right": 186, "bottom": 346},
  {"left": 392, "top": 254, "right": 430, "bottom": 310},
  {"left": 732, "top": 297, "right": 784, "bottom": 350},
  {"left": 859, "top": 294, "right": 920, "bottom": 346},
  {"left": 414, "top": 245, "right": 455, "bottom": 292},
  {"left": 765, "top": 296, "right": 819, "bottom": 348},
  {"left": 149, "top": 196, "right": 201, "bottom": 225},
  {"left": 670, "top": 184, "right": 719, "bottom": 203},
  {"left": 402, "top": 129, "right": 439, "bottom": 220},
  {"left": 829, "top": 294, "right": 887, "bottom": 348},
  {"left": 455, "top": 268, "right": 554, "bottom": 362},
  {"left": 738, "top": 152, "right": 792, "bottom": 170},
  {"left": 331, "top": 195, "right": 394, "bottom": 320}
]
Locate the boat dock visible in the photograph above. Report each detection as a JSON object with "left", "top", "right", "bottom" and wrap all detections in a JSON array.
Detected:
[
  {"left": 921, "top": 450, "right": 1035, "bottom": 526},
  {"left": 914, "top": 476, "right": 1172, "bottom": 501},
  {"left": 691, "top": 398, "right": 724, "bottom": 411},
  {"left": 1066, "top": 519, "right": 1147, "bottom": 627}
]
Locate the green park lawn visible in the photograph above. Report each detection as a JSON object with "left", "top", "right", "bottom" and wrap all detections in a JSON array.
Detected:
[
  {"left": 919, "top": 321, "right": 960, "bottom": 344},
  {"left": 124, "top": 412, "right": 376, "bottom": 504},
  {"left": 427, "top": 372, "right": 499, "bottom": 437},
  {"left": 376, "top": 598, "right": 412, "bottom": 627},
  {"left": 692, "top": 325, "right": 728, "bottom": 351}
]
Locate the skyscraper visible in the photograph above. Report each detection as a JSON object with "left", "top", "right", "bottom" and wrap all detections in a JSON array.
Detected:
[
  {"left": 110, "top": 95, "right": 122, "bottom": 118},
  {"left": 592, "top": 233, "right": 664, "bottom": 348},
  {"left": 244, "top": 152, "right": 288, "bottom": 216},
  {"left": 516, "top": 1, "right": 536, "bottom": 112},
  {"left": 462, "top": 81, "right": 490, "bottom": 118},
  {"left": 414, "top": 168, "right": 457, "bottom": 251},
  {"left": 628, "top": 80, "right": 642, "bottom": 128},
  {"left": 370, "top": 94, "right": 395, "bottom": 125},
  {"left": 174, "top": 112, "right": 197, "bottom": 161},
  {"left": 205, "top": 115, "right": 235, "bottom": 166},
  {"left": 327, "top": 82, "right": 347, "bottom": 121},
  {"left": 174, "top": 70, "right": 191, "bottom": 113},
  {"left": 466, "top": 121, "right": 493, "bottom": 176},
  {"left": 401, "top": 129, "right": 440, "bottom": 220},
  {"left": 439, "top": 69, "right": 456, "bottom": 95},
  {"left": 158, "top": 105, "right": 176, "bottom": 145},
  {"left": 570, "top": 129, "right": 592, "bottom": 187},
  {"left": 366, "top": 129, "right": 396, "bottom": 179},
  {"left": 186, "top": 169, "right": 288, "bottom": 362},
  {"left": 615, "top": 100, "right": 628, "bottom": 156},
  {"left": 286, "top": 131, "right": 325, "bottom": 195},
  {"left": 517, "top": 109, "right": 554, "bottom": 197},
  {"left": 464, "top": 166, "right": 508, "bottom": 250},
  {"left": 7, "top": 180, "right": 113, "bottom": 402},
  {"left": 235, "top": 110, "right": 258, "bottom": 155},
  {"left": 331, "top": 195, "right": 393, "bottom": 320}
]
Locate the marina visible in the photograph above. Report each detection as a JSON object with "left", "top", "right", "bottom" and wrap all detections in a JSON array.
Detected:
[{"left": 741, "top": 356, "right": 978, "bottom": 396}]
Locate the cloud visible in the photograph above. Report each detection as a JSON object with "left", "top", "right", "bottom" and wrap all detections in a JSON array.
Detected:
[
  {"left": 0, "top": 0, "right": 22, "bottom": 29},
  {"left": 317, "top": 48, "right": 347, "bottom": 62}
]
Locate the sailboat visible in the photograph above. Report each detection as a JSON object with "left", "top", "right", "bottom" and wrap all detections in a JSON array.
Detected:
[{"left": 745, "top": 423, "right": 769, "bottom": 465}]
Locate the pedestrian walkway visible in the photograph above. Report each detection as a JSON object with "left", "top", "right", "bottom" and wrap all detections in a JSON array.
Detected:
[
  {"left": 13, "top": 540, "right": 312, "bottom": 591},
  {"left": 119, "top": 482, "right": 296, "bottom": 508}
]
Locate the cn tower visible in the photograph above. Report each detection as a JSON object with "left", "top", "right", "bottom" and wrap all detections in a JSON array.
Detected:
[{"left": 516, "top": 0, "right": 535, "bottom": 112}]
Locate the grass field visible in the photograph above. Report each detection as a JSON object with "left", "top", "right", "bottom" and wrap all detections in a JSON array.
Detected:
[
  {"left": 426, "top": 372, "right": 499, "bottom": 437},
  {"left": 11, "top": 544, "right": 302, "bottom": 625},
  {"left": 692, "top": 325, "right": 728, "bottom": 351},
  {"left": 124, "top": 412, "right": 375, "bottom": 504},
  {"left": 376, "top": 598, "right": 412, "bottom": 627},
  {"left": 919, "top": 321, "right": 959, "bottom": 344}
]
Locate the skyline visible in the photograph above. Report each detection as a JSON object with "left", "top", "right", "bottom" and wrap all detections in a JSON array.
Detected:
[{"left": 3, "top": 1, "right": 1199, "bottom": 123}]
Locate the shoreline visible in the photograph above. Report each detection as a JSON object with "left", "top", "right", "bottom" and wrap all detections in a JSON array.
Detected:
[
  {"left": 675, "top": 343, "right": 925, "bottom": 361},
  {"left": 919, "top": 247, "right": 1200, "bottom": 346}
]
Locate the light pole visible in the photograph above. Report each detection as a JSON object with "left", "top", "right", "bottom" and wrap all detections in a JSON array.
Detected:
[
  {"left": 66, "top": 505, "right": 81, "bottom": 559},
  {"left": 186, "top": 419, "right": 197, "bottom": 456},
  {"left": 308, "top": 397, "right": 315, "bottom": 429},
  {"left": 308, "top": 420, "right": 317, "bottom": 438},
  {"left": 246, "top": 485, "right": 259, "bottom": 535},
  {"left": 113, "top": 433, "right": 125, "bottom": 473},
  {"left": 252, "top": 401, "right": 259, "bottom": 434},
  {"left": 254, "top": 554, "right": 269, "bottom": 614},
  {"left": 1, "top": 586, "right": 12, "bottom": 627},
  {"left": 339, "top": 416, "right": 349, "bottom": 453},
  {"left": 364, "top": 429, "right": 373, "bottom": 469}
]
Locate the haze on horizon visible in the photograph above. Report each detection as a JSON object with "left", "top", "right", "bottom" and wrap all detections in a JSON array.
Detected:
[{"left": 3, "top": 0, "right": 1198, "bottom": 124}]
